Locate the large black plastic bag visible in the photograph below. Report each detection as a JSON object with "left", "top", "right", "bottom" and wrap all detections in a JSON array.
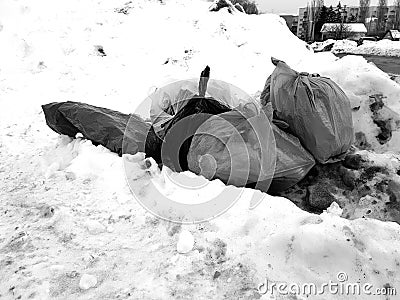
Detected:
[
  {"left": 42, "top": 102, "right": 80, "bottom": 137},
  {"left": 42, "top": 101, "right": 162, "bottom": 161},
  {"left": 163, "top": 98, "right": 276, "bottom": 189},
  {"left": 261, "top": 58, "right": 354, "bottom": 163},
  {"left": 161, "top": 96, "right": 232, "bottom": 171}
]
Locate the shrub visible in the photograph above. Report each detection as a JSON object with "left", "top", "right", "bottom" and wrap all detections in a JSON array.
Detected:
[{"left": 231, "top": 0, "right": 259, "bottom": 14}]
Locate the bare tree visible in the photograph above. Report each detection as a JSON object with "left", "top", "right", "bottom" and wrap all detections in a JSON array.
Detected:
[
  {"left": 359, "top": 0, "right": 370, "bottom": 24},
  {"left": 377, "top": 0, "right": 388, "bottom": 34},
  {"left": 394, "top": 0, "right": 400, "bottom": 29},
  {"left": 307, "top": 0, "right": 324, "bottom": 41},
  {"left": 303, "top": 3, "right": 311, "bottom": 41},
  {"left": 331, "top": 23, "right": 352, "bottom": 39}
]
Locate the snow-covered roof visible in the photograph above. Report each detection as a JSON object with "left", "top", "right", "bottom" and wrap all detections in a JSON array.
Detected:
[
  {"left": 365, "top": 17, "right": 378, "bottom": 22},
  {"left": 321, "top": 23, "right": 367, "bottom": 33},
  {"left": 389, "top": 30, "right": 400, "bottom": 39}
]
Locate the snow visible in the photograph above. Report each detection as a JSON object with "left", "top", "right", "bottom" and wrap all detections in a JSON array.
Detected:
[
  {"left": 1, "top": 0, "right": 400, "bottom": 299},
  {"left": 85, "top": 220, "right": 106, "bottom": 235},
  {"left": 79, "top": 274, "right": 98, "bottom": 290},
  {"left": 176, "top": 229, "right": 195, "bottom": 254},
  {"left": 326, "top": 202, "right": 343, "bottom": 216},
  {"left": 321, "top": 23, "right": 367, "bottom": 33},
  {"left": 390, "top": 30, "right": 400, "bottom": 39},
  {"left": 312, "top": 39, "right": 400, "bottom": 57}
]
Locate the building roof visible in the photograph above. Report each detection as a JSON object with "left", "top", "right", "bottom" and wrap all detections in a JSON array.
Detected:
[
  {"left": 389, "top": 30, "right": 400, "bottom": 39},
  {"left": 365, "top": 17, "right": 378, "bottom": 22},
  {"left": 321, "top": 23, "right": 368, "bottom": 33}
]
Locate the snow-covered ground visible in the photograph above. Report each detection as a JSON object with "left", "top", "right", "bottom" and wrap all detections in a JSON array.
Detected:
[
  {"left": 1, "top": 0, "right": 400, "bottom": 299},
  {"left": 312, "top": 39, "right": 400, "bottom": 57}
]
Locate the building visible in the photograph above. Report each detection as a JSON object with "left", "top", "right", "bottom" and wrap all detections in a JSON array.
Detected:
[
  {"left": 384, "top": 29, "right": 400, "bottom": 41},
  {"left": 280, "top": 14, "right": 299, "bottom": 35},
  {"left": 297, "top": 5, "right": 400, "bottom": 41},
  {"left": 297, "top": 7, "right": 309, "bottom": 40},
  {"left": 320, "top": 23, "right": 367, "bottom": 40}
]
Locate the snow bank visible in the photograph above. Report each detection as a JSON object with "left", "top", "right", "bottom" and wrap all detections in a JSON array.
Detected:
[
  {"left": 311, "top": 39, "right": 336, "bottom": 52},
  {"left": 312, "top": 39, "right": 400, "bottom": 57},
  {"left": 352, "top": 40, "right": 400, "bottom": 57},
  {"left": 1, "top": 0, "right": 400, "bottom": 298},
  {"left": 14, "top": 137, "right": 400, "bottom": 299}
]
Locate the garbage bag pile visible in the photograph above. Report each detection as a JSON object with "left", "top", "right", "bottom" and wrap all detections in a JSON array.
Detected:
[{"left": 42, "top": 60, "right": 354, "bottom": 194}]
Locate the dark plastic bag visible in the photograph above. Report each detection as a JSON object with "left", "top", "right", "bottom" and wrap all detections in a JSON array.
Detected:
[
  {"left": 162, "top": 96, "right": 232, "bottom": 172},
  {"left": 42, "top": 101, "right": 162, "bottom": 161},
  {"left": 42, "top": 102, "right": 80, "bottom": 137},
  {"left": 269, "top": 124, "right": 315, "bottom": 193},
  {"left": 185, "top": 109, "right": 276, "bottom": 189},
  {"left": 261, "top": 58, "right": 354, "bottom": 163}
]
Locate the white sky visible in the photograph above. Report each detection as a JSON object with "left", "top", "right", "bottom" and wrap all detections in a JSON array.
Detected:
[{"left": 255, "top": 0, "right": 383, "bottom": 14}]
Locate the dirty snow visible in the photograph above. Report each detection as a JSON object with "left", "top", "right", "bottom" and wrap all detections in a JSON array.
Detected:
[{"left": 1, "top": 0, "right": 400, "bottom": 299}]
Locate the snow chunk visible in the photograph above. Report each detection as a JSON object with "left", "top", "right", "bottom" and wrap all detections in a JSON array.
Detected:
[
  {"left": 325, "top": 202, "right": 343, "bottom": 216},
  {"left": 79, "top": 274, "right": 97, "bottom": 290},
  {"left": 177, "top": 229, "right": 194, "bottom": 254},
  {"left": 85, "top": 220, "right": 105, "bottom": 235}
]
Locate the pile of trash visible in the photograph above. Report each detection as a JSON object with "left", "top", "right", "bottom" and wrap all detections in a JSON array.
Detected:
[{"left": 42, "top": 59, "right": 354, "bottom": 194}]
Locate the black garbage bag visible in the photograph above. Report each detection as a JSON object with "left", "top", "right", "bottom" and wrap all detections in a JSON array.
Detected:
[
  {"left": 42, "top": 102, "right": 80, "bottom": 137},
  {"left": 161, "top": 96, "right": 231, "bottom": 171},
  {"left": 42, "top": 101, "right": 162, "bottom": 161}
]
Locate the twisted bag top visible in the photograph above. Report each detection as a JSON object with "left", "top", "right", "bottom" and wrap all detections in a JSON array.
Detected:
[{"left": 268, "top": 58, "right": 354, "bottom": 163}]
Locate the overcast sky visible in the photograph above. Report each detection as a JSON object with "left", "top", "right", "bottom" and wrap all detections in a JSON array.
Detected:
[{"left": 255, "top": 0, "right": 382, "bottom": 14}]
